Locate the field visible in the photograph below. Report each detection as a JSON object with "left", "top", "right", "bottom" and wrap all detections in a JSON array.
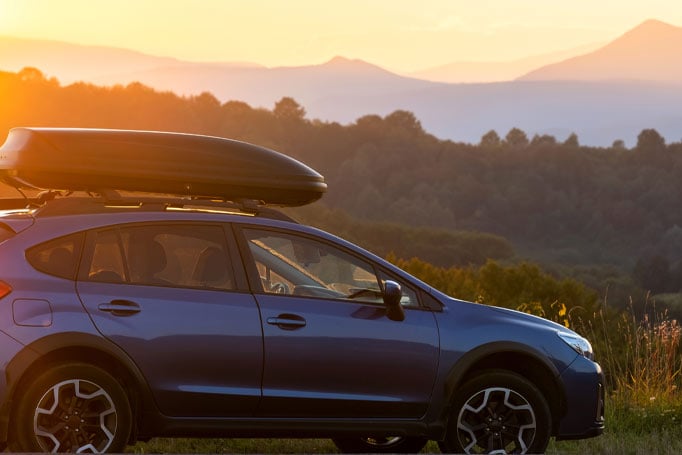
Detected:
[
  {"left": 128, "top": 403, "right": 682, "bottom": 454},
  {"left": 128, "top": 414, "right": 682, "bottom": 455}
]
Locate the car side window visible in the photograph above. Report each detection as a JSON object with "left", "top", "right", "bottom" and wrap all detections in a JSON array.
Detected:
[
  {"left": 86, "top": 224, "right": 235, "bottom": 290},
  {"left": 244, "top": 228, "right": 388, "bottom": 303},
  {"left": 26, "top": 232, "right": 84, "bottom": 280}
]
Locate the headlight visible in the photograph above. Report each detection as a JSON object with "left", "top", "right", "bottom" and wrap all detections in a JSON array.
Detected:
[{"left": 557, "top": 331, "right": 593, "bottom": 359}]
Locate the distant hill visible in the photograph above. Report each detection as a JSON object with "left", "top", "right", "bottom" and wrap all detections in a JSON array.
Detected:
[
  {"left": 92, "top": 56, "right": 437, "bottom": 108},
  {"left": 519, "top": 19, "right": 682, "bottom": 82},
  {"left": 0, "top": 35, "right": 261, "bottom": 84},
  {"left": 410, "top": 43, "right": 602, "bottom": 83}
]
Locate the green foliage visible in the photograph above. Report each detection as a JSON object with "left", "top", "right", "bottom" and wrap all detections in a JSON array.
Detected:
[
  {"left": 563, "top": 132, "right": 579, "bottom": 147},
  {"left": 273, "top": 96, "right": 306, "bottom": 121},
  {"left": 504, "top": 127, "right": 529, "bottom": 147},
  {"left": 288, "top": 203, "right": 513, "bottom": 267},
  {"left": 584, "top": 303, "right": 682, "bottom": 407},
  {"left": 387, "top": 256, "right": 598, "bottom": 328},
  {"left": 636, "top": 128, "right": 666, "bottom": 154},
  {"left": 479, "top": 129, "right": 501, "bottom": 148}
]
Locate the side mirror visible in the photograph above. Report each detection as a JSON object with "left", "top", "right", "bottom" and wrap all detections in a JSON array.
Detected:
[{"left": 383, "top": 280, "right": 405, "bottom": 322}]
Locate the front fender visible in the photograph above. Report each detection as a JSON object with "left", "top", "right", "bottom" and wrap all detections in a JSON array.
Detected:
[{"left": 440, "top": 341, "right": 566, "bottom": 433}]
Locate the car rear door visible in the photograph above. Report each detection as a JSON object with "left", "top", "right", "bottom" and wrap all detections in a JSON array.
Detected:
[{"left": 75, "top": 222, "right": 263, "bottom": 417}]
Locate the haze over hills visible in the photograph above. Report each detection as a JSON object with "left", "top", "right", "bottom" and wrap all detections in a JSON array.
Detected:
[
  {"left": 0, "top": 35, "right": 262, "bottom": 84},
  {"left": 409, "top": 43, "right": 603, "bottom": 83},
  {"left": 2, "top": 19, "right": 682, "bottom": 146},
  {"left": 519, "top": 19, "right": 682, "bottom": 82},
  {"left": 92, "top": 56, "right": 438, "bottom": 109}
]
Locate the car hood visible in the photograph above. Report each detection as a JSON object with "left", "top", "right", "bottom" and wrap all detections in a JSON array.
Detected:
[
  {"left": 489, "top": 304, "right": 574, "bottom": 333},
  {"left": 444, "top": 295, "right": 576, "bottom": 336}
]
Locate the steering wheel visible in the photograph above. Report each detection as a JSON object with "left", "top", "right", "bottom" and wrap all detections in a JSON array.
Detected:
[{"left": 270, "top": 282, "right": 290, "bottom": 294}]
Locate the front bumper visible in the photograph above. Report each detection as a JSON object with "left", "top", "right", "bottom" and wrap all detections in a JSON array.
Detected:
[{"left": 555, "top": 354, "right": 605, "bottom": 439}]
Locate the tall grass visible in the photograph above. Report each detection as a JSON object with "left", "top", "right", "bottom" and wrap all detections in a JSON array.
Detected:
[
  {"left": 575, "top": 296, "right": 682, "bottom": 437},
  {"left": 598, "top": 303, "right": 678, "bottom": 404}
]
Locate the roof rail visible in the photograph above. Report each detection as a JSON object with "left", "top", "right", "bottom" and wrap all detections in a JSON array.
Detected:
[{"left": 29, "top": 190, "right": 298, "bottom": 223}]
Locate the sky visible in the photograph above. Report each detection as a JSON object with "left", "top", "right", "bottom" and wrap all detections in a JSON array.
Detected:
[{"left": 1, "top": 0, "right": 682, "bottom": 72}]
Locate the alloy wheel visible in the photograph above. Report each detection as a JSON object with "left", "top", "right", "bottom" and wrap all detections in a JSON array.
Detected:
[
  {"left": 456, "top": 386, "right": 536, "bottom": 454},
  {"left": 33, "top": 379, "right": 117, "bottom": 453}
]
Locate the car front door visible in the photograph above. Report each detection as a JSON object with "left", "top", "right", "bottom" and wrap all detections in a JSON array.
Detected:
[
  {"left": 239, "top": 226, "right": 440, "bottom": 419},
  {"left": 76, "top": 222, "right": 263, "bottom": 417}
]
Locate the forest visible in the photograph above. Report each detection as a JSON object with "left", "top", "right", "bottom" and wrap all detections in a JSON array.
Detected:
[{"left": 1, "top": 67, "right": 681, "bottom": 314}]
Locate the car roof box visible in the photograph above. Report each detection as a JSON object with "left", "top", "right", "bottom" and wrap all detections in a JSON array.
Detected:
[{"left": 0, "top": 128, "right": 326, "bottom": 206}]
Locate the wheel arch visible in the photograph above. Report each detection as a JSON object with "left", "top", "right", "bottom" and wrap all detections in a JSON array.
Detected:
[
  {"left": 443, "top": 342, "right": 566, "bottom": 435},
  {"left": 5, "top": 332, "right": 157, "bottom": 443}
]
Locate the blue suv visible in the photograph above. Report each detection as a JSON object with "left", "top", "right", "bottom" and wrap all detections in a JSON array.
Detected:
[{"left": 0, "top": 128, "right": 604, "bottom": 453}]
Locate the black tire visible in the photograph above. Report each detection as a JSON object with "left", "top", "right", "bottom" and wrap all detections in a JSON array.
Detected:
[
  {"left": 333, "top": 436, "right": 428, "bottom": 453},
  {"left": 9, "top": 362, "right": 132, "bottom": 453},
  {"left": 439, "top": 370, "right": 551, "bottom": 454}
]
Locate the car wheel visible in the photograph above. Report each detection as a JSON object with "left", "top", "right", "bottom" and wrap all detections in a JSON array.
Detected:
[
  {"left": 439, "top": 370, "right": 551, "bottom": 454},
  {"left": 10, "top": 362, "right": 132, "bottom": 453},
  {"left": 332, "top": 436, "right": 428, "bottom": 453}
]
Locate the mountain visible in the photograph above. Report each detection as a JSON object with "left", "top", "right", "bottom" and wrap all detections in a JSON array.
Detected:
[
  {"left": 519, "top": 19, "right": 682, "bottom": 82},
  {"left": 308, "top": 79, "right": 682, "bottom": 147},
  {"left": 92, "top": 56, "right": 437, "bottom": 108},
  {"left": 409, "top": 43, "right": 602, "bottom": 83},
  {"left": 0, "top": 35, "right": 262, "bottom": 84}
]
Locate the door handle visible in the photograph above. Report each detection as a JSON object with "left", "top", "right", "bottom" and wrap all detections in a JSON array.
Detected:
[
  {"left": 266, "top": 313, "right": 306, "bottom": 330},
  {"left": 98, "top": 300, "right": 141, "bottom": 316}
]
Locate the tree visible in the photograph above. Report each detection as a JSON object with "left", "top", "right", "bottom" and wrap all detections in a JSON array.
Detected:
[
  {"left": 480, "top": 130, "right": 501, "bottom": 148},
  {"left": 611, "top": 139, "right": 627, "bottom": 150},
  {"left": 564, "top": 132, "right": 579, "bottom": 147},
  {"left": 530, "top": 134, "right": 557, "bottom": 147},
  {"left": 18, "top": 67, "right": 47, "bottom": 82},
  {"left": 188, "top": 92, "right": 221, "bottom": 133},
  {"left": 636, "top": 128, "right": 666, "bottom": 154},
  {"left": 633, "top": 255, "right": 670, "bottom": 293},
  {"left": 273, "top": 97, "right": 306, "bottom": 121},
  {"left": 504, "top": 127, "right": 529, "bottom": 148},
  {"left": 353, "top": 114, "right": 384, "bottom": 135},
  {"left": 384, "top": 110, "right": 424, "bottom": 136}
]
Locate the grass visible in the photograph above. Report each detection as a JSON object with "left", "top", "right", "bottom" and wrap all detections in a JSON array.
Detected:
[
  {"left": 129, "top": 422, "right": 682, "bottom": 455},
  {"left": 128, "top": 406, "right": 682, "bottom": 454},
  {"left": 128, "top": 409, "right": 682, "bottom": 454},
  {"left": 130, "top": 438, "right": 340, "bottom": 454}
]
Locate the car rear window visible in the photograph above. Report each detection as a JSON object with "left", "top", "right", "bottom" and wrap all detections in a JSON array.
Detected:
[{"left": 26, "top": 233, "right": 85, "bottom": 280}]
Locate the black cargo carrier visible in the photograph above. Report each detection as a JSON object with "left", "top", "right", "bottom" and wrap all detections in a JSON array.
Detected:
[{"left": 0, "top": 128, "right": 326, "bottom": 206}]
